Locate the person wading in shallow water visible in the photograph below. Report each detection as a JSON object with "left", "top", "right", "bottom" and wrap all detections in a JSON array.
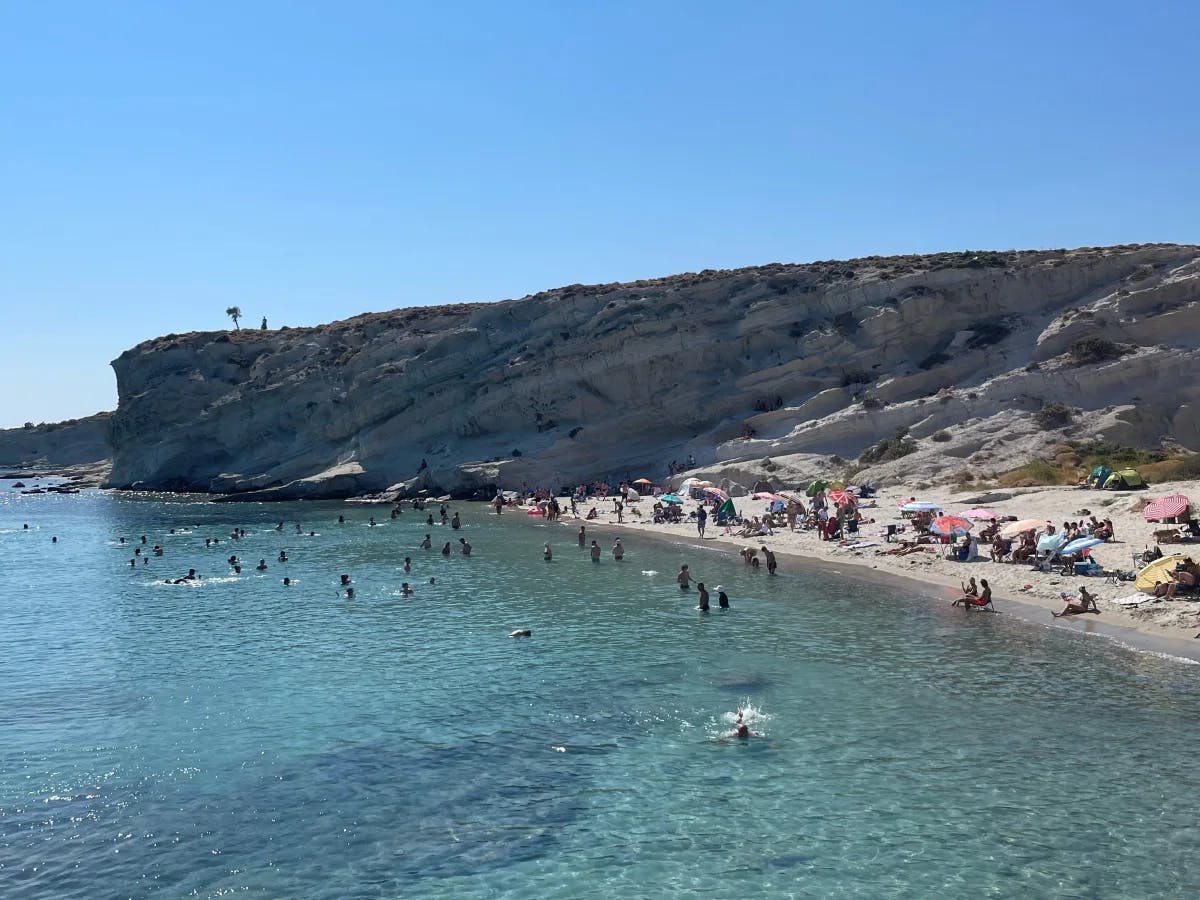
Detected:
[{"left": 677, "top": 564, "right": 692, "bottom": 590}]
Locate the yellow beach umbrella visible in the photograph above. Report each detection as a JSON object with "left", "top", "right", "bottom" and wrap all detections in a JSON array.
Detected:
[{"left": 1135, "top": 553, "right": 1190, "bottom": 593}]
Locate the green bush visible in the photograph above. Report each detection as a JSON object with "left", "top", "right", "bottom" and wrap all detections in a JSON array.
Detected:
[
  {"left": 859, "top": 427, "right": 919, "bottom": 464},
  {"left": 1034, "top": 401, "right": 1073, "bottom": 429},
  {"left": 1068, "top": 337, "right": 1125, "bottom": 365}
]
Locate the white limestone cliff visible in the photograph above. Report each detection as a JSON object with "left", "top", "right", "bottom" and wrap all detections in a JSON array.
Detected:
[{"left": 102, "top": 244, "right": 1200, "bottom": 499}]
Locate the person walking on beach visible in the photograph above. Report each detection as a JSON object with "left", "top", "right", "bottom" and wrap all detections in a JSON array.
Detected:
[
  {"left": 761, "top": 546, "right": 777, "bottom": 575},
  {"left": 677, "top": 564, "right": 692, "bottom": 590},
  {"left": 697, "top": 582, "right": 710, "bottom": 612},
  {"left": 590, "top": 540, "right": 601, "bottom": 562},
  {"left": 697, "top": 505, "right": 707, "bottom": 538}
]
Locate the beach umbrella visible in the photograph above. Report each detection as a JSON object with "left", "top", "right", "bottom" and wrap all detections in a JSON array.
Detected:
[
  {"left": 752, "top": 491, "right": 784, "bottom": 501},
  {"left": 1135, "top": 553, "right": 1190, "bottom": 593},
  {"left": 659, "top": 493, "right": 684, "bottom": 504},
  {"left": 805, "top": 479, "right": 830, "bottom": 497},
  {"left": 900, "top": 500, "right": 942, "bottom": 513},
  {"left": 701, "top": 486, "right": 728, "bottom": 500},
  {"left": 1036, "top": 532, "right": 1066, "bottom": 554},
  {"left": 827, "top": 488, "right": 855, "bottom": 507},
  {"left": 1143, "top": 494, "right": 1190, "bottom": 522},
  {"left": 632, "top": 478, "right": 653, "bottom": 485},
  {"left": 1060, "top": 536, "right": 1104, "bottom": 557},
  {"left": 998, "top": 519, "right": 1049, "bottom": 540},
  {"left": 929, "top": 515, "right": 973, "bottom": 536},
  {"left": 961, "top": 507, "right": 999, "bottom": 520}
]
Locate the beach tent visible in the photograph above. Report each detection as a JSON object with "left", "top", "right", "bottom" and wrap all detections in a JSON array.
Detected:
[
  {"left": 1103, "top": 468, "right": 1146, "bottom": 491},
  {"left": 1135, "top": 553, "right": 1189, "bottom": 593},
  {"left": 1088, "top": 465, "right": 1112, "bottom": 489},
  {"left": 716, "top": 498, "right": 738, "bottom": 521},
  {"left": 1144, "top": 494, "right": 1189, "bottom": 522}
]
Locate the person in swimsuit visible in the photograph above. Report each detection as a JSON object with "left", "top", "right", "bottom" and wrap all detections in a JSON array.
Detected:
[
  {"left": 459, "top": 538, "right": 471, "bottom": 556},
  {"left": 612, "top": 538, "right": 624, "bottom": 560},
  {"left": 401, "top": 582, "right": 413, "bottom": 596},
  {"left": 257, "top": 559, "right": 268, "bottom": 571},
  {"left": 544, "top": 543, "right": 553, "bottom": 561},
  {"left": 1054, "top": 585, "right": 1099, "bottom": 617},
  {"left": 441, "top": 542, "right": 452, "bottom": 556},
  {"left": 697, "top": 582, "right": 710, "bottom": 612},
  {"left": 451, "top": 512, "right": 461, "bottom": 530},
  {"left": 677, "top": 564, "right": 692, "bottom": 590},
  {"left": 760, "top": 546, "right": 777, "bottom": 575},
  {"left": 717, "top": 585, "right": 729, "bottom": 609},
  {"left": 578, "top": 526, "right": 586, "bottom": 547},
  {"left": 420, "top": 534, "right": 432, "bottom": 549},
  {"left": 590, "top": 540, "right": 601, "bottom": 562}
]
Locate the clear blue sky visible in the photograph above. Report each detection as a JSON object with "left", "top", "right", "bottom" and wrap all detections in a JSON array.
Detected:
[{"left": 2, "top": 1, "right": 1197, "bottom": 426}]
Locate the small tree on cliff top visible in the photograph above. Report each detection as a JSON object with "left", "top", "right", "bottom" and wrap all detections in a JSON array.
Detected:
[{"left": 226, "top": 306, "right": 242, "bottom": 330}]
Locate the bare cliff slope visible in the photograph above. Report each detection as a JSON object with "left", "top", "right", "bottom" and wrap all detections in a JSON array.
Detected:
[{"left": 106, "top": 244, "right": 1200, "bottom": 499}]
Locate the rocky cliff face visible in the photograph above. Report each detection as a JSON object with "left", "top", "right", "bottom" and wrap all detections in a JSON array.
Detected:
[
  {"left": 106, "top": 244, "right": 1200, "bottom": 498},
  {"left": 0, "top": 412, "right": 112, "bottom": 469}
]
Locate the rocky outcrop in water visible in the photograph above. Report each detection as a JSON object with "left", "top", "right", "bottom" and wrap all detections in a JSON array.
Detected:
[{"left": 104, "top": 243, "right": 1200, "bottom": 498}]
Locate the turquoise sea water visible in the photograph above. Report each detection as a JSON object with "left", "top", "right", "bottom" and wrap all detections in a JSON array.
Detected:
[{"left": 3, "top": 487, "right": 1200, "bottom": 899}]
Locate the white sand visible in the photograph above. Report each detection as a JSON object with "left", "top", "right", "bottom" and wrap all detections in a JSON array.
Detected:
[{"left": 538, "top": 479, "right": 1200, "bottom": 657}]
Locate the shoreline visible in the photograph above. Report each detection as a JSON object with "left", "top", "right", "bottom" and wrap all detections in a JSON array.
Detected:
[{"left": 502, "top": 482, "right": 1200, "bottom": 664}]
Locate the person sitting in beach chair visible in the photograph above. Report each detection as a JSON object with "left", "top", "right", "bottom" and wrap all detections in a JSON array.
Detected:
[
  {"left": 990, "top": 536, "right": 1013, "bottom": 563},
  {"left": 1153, "top": 558, "right": 1200, "bottom": 599}
]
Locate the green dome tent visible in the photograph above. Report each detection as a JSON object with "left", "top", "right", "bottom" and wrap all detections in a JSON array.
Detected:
[{"left": 1103, "top": 468, "right": 1146, "bottom": 490}]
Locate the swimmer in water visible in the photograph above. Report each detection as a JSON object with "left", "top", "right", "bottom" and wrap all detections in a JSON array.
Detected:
[
  {"left": 459, "top": 538, "right": 471, "bottom": 556},
  {"left": 441, "top": 542, "right": 452, "bottom": 556},
  {"left": 278, "top": 551, "right": 288, "bottom": 563},
  {"left": 590, "top": 540, "right": 601, "bottom": 562},
  {"left": 612, "top": 538, "right": 624, "bottom": 560},
  {"left": 510, "top": 629, "right": 532, "bottom": 638},
  {"left": 677, "top": 564, "right": 692, "bottom": 590},
  {"left": 451, "top": 512, "right": 460, "bottom": 529},
  {"left": 369, "top": 517, "right": 376, "bottom": 527},
  {"left": 544, "top": 542, "right": 552, "bottom": 561},
  {"left": 340, "top": 574, "right": 351, "bottom": 586},
  {"left": 345, "top": 587, "right": 355, "bottom": 599},
  {"left": 401, "top": 582, "right": 413, "bottom": 596},
  {"left": 697, "top": 582, "right": 710, "bottom": 612},
  {"left": 338, "top": 515, "right": 345, "bottom": 524},
  {"left": 403, "top": 556, "right": 412, "bottom": 573},
  {"left": 420, "top": 534, "right": 432, "bottom": 549},
  {"left": 256, "top": 559, "right": 268, "bottom": 571},
  {"left": 283, "top": 577, "right": 291, "bottom": 586},
  {"left": 717, "top": 585, "right": 730, "bottom": 609}
]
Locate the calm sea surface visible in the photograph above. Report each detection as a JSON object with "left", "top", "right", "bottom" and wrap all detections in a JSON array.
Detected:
[{"left": 3, "top": 486, "right": 1200, "bottom": 899}]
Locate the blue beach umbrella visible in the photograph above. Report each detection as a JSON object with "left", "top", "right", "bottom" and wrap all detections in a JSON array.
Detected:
[
  {"left": 659, "top": 494, "right": 684, "bottom": 504},
  {"left": 1059, "top": 536, "right": 1105, "bottom": 557},
  {"left": 900, "top": 500, "right": 941, "bottom": 513}
]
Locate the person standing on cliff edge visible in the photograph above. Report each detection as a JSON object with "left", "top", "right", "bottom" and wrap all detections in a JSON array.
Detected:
[{"left": 261, "top": 316, "right": 268, "bottom": 329}]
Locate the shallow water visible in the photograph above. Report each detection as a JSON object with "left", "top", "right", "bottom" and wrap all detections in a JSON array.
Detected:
[{"left": 2, "top": 488, "right": 1199, "bottom": 898}]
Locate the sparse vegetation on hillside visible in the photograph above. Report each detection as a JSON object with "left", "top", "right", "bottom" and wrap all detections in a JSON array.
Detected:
[
  {"left": 858, "top": 427, "right": 918, "bottom": 464},
  {"left": 1068, "top": 337, "right": 1126, "bottom": 365},
  {"left": 1034, "top": 401, "right": 1074, "bottom": 429}
]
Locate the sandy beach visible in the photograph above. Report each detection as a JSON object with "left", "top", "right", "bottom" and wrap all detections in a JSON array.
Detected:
[{"left": 531, "top": 479, "right": 1200, "bottom": 660}]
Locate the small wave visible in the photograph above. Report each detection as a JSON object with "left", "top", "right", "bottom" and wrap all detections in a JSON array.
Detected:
[{"left": 641, "top": 570, "right": 658, "bottom": 576}]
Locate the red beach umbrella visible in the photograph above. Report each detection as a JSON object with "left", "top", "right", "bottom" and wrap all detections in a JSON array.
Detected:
[
  {"left": 930, "top": 515, "right": 973, "bottom": 536},
  {"left": 1144, "top": 494, "right": 1189, "bottom": 522}
]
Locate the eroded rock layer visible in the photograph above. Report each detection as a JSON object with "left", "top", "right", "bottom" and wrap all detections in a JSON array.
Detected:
[{"left": 105, "top": 244, "right": 1200, "bottom": 498}]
